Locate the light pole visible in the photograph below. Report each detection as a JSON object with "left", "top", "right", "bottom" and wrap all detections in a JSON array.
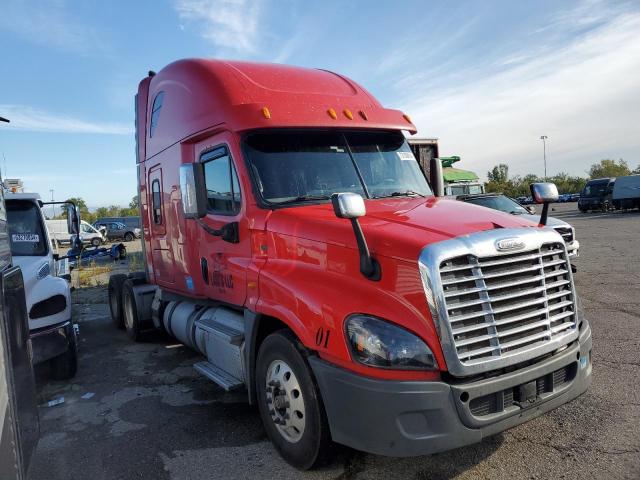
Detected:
[
  {"left": 50, "top": 189, "right": 56, "bottom": 218},
  {"left": 540, "top": 135, "right": 548, "bottom": 180}
]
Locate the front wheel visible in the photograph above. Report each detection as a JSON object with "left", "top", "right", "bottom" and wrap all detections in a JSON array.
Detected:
[
  {"left": 91, "top": 237, "right": 101, "bottom": 247},
  {"left": 256, "top": 331, "right": 332, "bottom": 470},
  {"left": 124, "top": 232, "right": 134, "bottom": 242}
]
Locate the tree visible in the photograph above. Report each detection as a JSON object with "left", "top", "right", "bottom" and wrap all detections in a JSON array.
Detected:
[
  {"left": 487, "top": 164, "right": 509, "bottom": 183},
  {"left": 129, "top": 195, "right": 139, "bottom": 210},
  {"left": 633, "top": 164, "right": 640, "bottom": 174},
  {"left": 588, "top": 159, "right": 630, "bottom": 179}
]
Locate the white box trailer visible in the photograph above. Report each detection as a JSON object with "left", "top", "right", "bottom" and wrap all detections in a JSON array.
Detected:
[{"left": 612, "top": 175, "right": 640, "bottom": 210}]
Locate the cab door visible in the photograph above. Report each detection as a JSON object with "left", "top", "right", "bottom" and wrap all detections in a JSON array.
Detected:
[
  {"left": 148, "top": 166, "right": 175, "bottom": 285},
  {"left": 196, "top": 145, "right": 250, "bottom": 307}
]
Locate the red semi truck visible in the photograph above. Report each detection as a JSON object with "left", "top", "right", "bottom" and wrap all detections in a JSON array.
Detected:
[{"left": 109, "top": 59, "right": 592, "bottom": 469}]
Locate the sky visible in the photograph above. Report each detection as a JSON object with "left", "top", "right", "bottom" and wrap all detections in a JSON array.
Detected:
[{"left": 0, "top": 0, "right": 639, "bottom": 208}]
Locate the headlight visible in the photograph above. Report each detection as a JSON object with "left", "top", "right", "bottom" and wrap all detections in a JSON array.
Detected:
[{"left": 345, "top": 315, "right": 438, "bottom": 370}]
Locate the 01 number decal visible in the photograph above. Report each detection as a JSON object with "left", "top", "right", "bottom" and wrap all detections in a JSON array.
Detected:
[{"left": 315, "top": 327, "right": 331, "bottom": 348}]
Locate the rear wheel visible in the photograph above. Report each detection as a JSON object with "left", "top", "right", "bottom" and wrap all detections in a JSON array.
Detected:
[
  {"left": 50, "top": 327, "right": 78, "bottom": 380},
  {"left": 122, "top": 279, "right": 146, "bottom": 341},
  {"left": 256, "top": 331, "right": 332, "bottom": 470},
  {"left": 124, "top": 232, "right": 134, "bottom": 242},
  {"left": 108, "top": 274, "right": 128, "bottom": 328}
]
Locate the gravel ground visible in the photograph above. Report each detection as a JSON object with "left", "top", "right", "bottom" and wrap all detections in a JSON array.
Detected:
[{"left": 29, "top": 203, "right": 640, "bottom": 480}]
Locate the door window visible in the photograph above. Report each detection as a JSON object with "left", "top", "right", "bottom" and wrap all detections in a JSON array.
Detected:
[
  {"left": 202, "top": 151, "right": 241, "bottom": 214},
  {"left": 152, "top": 180, "right": 162, "bottom": 224}
]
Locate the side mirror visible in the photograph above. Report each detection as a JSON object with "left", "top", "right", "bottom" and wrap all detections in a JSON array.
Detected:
[
  {"left": 180, "top": 163, "right": 207, "bottom": 218},
  {"left": 530, "top": 182, "right": 558, "bottom": 226},
  {"left": 530, "top": 182, "right": 559, "bottom": 204},
  {"left": 331, "top": 193, "right": 380, "bottom": 281},
  {"left": 430, "top": 157, "right": 444, "bottom": 197},
  {"left": 66, "top": 203, "right": 80, "bottom": 235},
  {"left": 70, "top": 234, "right": 83, "bottom": 252},
  {"left": 331, "top": 192, "right": 365, "bottom": 219}
]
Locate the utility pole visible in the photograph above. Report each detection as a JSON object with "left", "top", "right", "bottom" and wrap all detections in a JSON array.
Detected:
[
  {"left": 540, "top": 135, "right": 548, "bottom": 181},
  {"left": 0, "top": 116, "right": 8, "bottom": 183},
  {"left": 50, "top": 189, "right": 55, "bottom": 218}
]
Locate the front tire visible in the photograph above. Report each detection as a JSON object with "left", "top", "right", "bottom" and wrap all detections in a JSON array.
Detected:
[
  {"left": 50, "top": 327, "right": 78, "bottom": 380},
  {"left": 124, "top": 232, "right": 134, "bottom": 242},
  {"left": 91, "top": 237, "right": 101, "bottom": 247},
  {"left": 256, "top": 331, "right": 332, "bottom": 470}
]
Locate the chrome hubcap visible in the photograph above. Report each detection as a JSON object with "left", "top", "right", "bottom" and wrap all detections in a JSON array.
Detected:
[{"left": 265, "top": 360, "right": 306, "bottom": 443}]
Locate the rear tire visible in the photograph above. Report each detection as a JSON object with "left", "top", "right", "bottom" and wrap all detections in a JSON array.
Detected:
[
  {"left": 124, "top": 232, "right": 134, "bottom": 242},
  {"left": 256, "top": 330, "right": 332, "bottom": 470},
  {"left": 50, "top": 327, "right": 78, "bottom": 380},
  {"left": 108, "top": 274, "right": 128, "bottom": 329},
  {"left": 122, "top": 279, "right": 145, "bottom": 342}
]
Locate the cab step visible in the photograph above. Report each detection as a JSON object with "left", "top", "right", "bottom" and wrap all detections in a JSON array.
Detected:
[{"left": 194, "top": 361, "right": 244, "bottom": 391}]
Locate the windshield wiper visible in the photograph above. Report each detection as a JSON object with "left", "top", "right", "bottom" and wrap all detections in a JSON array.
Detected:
[
  {"left": 273, "top": 194, "right": 332, "bottom": 205},
  {"left": 376, "top": 190, "right": 426, "bottom": 199}
]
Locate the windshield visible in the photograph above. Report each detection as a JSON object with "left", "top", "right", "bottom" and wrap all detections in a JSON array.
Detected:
[
  {"left": 464, "top": 195, "right": 528, "bottom": 214},
  {"left": 582, "top": 182, "right": 607, "bottom": 197},
  {"left": 81, "top": 223, "right": 95, "bottom": 233},
  {"left": 244, "top": 130, "right": 432, "bottom": 205},
  {"left": 6, "top": 200, "right": 48, "bottom": 256}
]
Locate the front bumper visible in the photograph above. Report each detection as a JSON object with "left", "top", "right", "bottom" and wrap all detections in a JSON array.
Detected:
[
  {"left": 30, "top": 320, "right": 74, "bottom": 364},
  {"left": 310, "top": 321, "right": 592, "bottom": 457}
]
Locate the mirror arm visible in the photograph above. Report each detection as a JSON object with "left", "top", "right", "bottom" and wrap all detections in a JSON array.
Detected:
[
  {"left": 350, "top": 218, "right": 381, "bottom": 281},
  {"left": 539, "top": 203, "right": 550, "bottom": 226},
  {"left": 195, "top": 218, "right": 239, "bottom": 244}
]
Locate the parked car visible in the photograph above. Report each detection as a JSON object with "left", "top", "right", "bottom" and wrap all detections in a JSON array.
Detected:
[
  {"left": 457, "top": 193, "right": 579, "bottom": 258},
  {"left": 612, "top": 174, "right": 640, "bottom": 211},
  {"left": 570, "top": 193, "right": 580, "bottom": 202},
  {"left": 94, "top": 221, "right": 140, "bottom": 242},
  {"left": 47, "top": 219, "right": 104, "bottom": 247},
  {"left": 5, "top": 192, "right": 78, "bottom": 379},
  {"left": 578, "top": 178, "right": 615, "bottom": 212},
  {"left": 94, "top": 216, "right": 141, "bottom": 230}
]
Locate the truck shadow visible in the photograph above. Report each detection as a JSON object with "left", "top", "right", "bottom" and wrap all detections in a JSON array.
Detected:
[{"left": 31, "top": 312, "right": 504, "bottom": 480}]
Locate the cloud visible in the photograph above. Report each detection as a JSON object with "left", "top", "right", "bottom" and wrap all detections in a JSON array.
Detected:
[
  {"left": 404, "top": 5, "right": 640, "bottom": 178},
  {"left": 173, "top": 0, "right": 261, "bottom": 53},
  {"left": 0, "top": 0, "right": 108, "bottom": 55},
  {"left": 0, "top": 105, "right": 133, "bottom": 135}
]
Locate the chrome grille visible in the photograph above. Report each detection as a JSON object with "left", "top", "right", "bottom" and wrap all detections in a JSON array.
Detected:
[
  {"left": 553, "top": 226, "right": 574, "bottom": 243},
  {"left": 439, "top": 242, "right": 576, "bottom": 365}
]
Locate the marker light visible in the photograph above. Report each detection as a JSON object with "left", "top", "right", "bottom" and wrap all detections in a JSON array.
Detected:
[
  {"left": 261, "top": 107, "right": 271, "bottom": 119},
  {"left": 343, "top": 109, "right": 353, "bottom": 120},
  {"left": 403, "top": 113, "right": 412, "bottom": 123},
  {"left": 358, "top": 110, "right": 368, "bottom": 120},
  {"left": 327, "top": 108, "right": 337, "bottom": 119},
  {"left": 345, "top": 315, "right": 438, "bottom": 370}
]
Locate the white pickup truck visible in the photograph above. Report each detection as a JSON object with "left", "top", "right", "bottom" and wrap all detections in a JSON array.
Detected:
[{"left": 5, "top": 192, "right": 78, "bottom": 379}]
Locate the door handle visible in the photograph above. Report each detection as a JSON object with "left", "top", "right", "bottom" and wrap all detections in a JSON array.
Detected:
[{"left": 200, "top": 257, "right": 209, "bottom": 284}]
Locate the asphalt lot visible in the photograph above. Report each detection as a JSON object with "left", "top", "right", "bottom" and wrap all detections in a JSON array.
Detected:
[{"left": 29, "top": 203, "right": 640, "bottom": 480}]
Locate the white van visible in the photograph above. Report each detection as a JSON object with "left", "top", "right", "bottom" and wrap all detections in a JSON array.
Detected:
[
  {"left": 6, "top": 192, "right": 78, "bottom": 379},
  {"left": 47, "top": 219, "right": 104, "bottom": 247}
]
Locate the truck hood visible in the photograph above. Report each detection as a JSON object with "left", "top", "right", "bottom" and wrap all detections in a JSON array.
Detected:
[{"left": 266, "top": 196, "right": 539, "bottom": 262}]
